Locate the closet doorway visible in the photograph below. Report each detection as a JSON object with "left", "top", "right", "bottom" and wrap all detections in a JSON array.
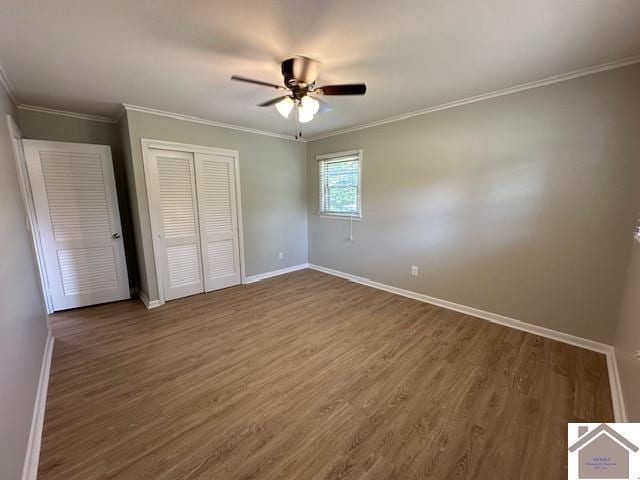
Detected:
[{"left": 142, "top": 140, "right": 245, "bottom": 303}]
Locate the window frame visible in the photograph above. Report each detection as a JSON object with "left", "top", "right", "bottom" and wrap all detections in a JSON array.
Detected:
[{"left": 317, "top": 149, "right": 363, "bottom": 220}]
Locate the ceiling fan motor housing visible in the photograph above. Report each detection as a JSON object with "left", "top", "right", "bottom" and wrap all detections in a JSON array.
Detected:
[{"left": 282, "top": 56, "right": 320, "bottom": 89}]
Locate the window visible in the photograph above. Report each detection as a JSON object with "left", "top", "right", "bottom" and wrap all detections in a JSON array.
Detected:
[{"left": 318, "top": 150, "right": 362, "bottom": 218}]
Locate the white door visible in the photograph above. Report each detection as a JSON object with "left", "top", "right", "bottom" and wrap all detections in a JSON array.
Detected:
[
  {"left": 23, "top": 140, "right": 130, "bottom": 311},
  {"left": 149, "top": 149, "right": 204, "bottom": 300},
  {"left": 195, "top": 153, "right": 241, "bottom": 291}
]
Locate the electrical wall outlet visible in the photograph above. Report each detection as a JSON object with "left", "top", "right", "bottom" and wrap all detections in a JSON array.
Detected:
[
  {"left": 278, "top": 251, "right": 284, "bottom": 260},
  {"left": 411, "top": 266, "right": 419, "bottom": 277},
  {"left": 635, "top": 349, "right": 640, "bottom": 360}
]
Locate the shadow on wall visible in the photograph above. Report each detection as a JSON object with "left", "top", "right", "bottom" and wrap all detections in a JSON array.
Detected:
[
  {"left": 315, "top": 122, "right": 629, "bottom": 343},
  {"left": 392, "top": 159, "right": 546, "bottom": 253},
  {"left": 381, "top": 159, "right": 550, "bottom": 312}
]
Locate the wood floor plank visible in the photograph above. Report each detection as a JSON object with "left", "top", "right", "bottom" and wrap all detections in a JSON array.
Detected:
[{"left": 39, "top": 269, "right": 613, "bottom": 480}]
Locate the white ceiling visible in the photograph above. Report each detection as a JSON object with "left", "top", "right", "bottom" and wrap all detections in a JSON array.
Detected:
[{"left": 1, "top": 0, "right": 640, "bottom": 137}]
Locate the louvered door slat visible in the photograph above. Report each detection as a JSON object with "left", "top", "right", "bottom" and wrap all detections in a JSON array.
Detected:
[
  {"left": 40, "top": 151, "right": 112, "bottom": 242},
  {"left": 207, "top": 240, "right": 236, "bottom": 278},
  {"left": 166, "top": 244, "right": 201, "bottom": 288},
  {"left": 157, "top": 157, "right": 197, "bottom": 239},
  {"left": 57, "top": 247, "right": 119, "bottom": 295},
  {"left": 201, "top": 161, "right": 233, "bottom": 235}
]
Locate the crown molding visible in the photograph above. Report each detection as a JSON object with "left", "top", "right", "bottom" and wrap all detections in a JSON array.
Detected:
[
  {"left": 308, "top": 54, "right": 640, "bottom": 141},
  {"left": 114, "top": 105, "right": 126, "bottom": 123},
  {"left": 17, "top": 104, "right": 116, "bottom": 123},
  {"left": 122, "top": 104, "right": 305, "bottom": 142},
  {"left": 0, "top": 63, "right": 18, "bottom": 107},
  {"left": 6, "top": 53, "right": 639, "bottom": 142}
]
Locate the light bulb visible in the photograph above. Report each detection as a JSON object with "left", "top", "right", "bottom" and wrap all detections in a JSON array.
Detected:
[
  {"left": 275, "top": 97, "right": 294, "bottom": 118},
  {"left": 300, "top": 96, "right": 320, "bottom": 115},
  {"left": 297, "top": 105, "right": 314, "bottom": 123}
]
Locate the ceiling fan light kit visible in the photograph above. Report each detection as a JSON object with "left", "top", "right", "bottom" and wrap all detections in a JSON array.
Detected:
[
  {"left": 301, "top": 96, "right": 320, "bottom": 115},
  {"left": 231, "top": 56, "right": 366, "bottom": 136},
  {"left": 275, "top": 97, "right": 294, "bottom": 118},
  {"left": 297, "top": 95, "right": 320, "bottom": 123}
]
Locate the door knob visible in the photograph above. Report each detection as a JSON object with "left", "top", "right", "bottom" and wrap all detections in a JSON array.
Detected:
[{"left": 112, "top": 233, "right": 121, "bottom": 239}]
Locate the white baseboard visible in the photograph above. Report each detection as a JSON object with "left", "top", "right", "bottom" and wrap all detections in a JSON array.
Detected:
[
  {"left": 606, "top": 350, "right": 627, "bottom": 422},
  {"left": 136, "top": 289, "right": 162, "bottom": 309},
  {"left": 244, "top": 263, "right": 309, "bottom": 284},
  {"left": 21, "top": 330, "right": 54, "bottom": 480},
  {"left": 307, "top": 263, "right": 627, "bottom": 422},
  {"left": 137, "top": 263, "right": 310, "bottom": 307}
]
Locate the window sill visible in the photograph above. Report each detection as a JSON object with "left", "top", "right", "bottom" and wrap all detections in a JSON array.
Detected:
[{"left": 317, "top": 213, "right": 362, "bottom": 221}]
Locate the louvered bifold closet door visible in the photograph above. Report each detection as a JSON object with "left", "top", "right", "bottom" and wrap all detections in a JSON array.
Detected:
[
  {"left": 195, "top": 153, "right": 241, "bottom": 291},
  {"left": 23, "top": 141, "right": 130, "bottom": 311},
  {"left": 152, "top": 149, "right": 204, "bottom": 300}
]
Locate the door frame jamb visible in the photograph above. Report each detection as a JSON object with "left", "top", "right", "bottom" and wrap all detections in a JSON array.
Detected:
[{"left": 6, "top": 115, "right": 54, "bottom": 314}]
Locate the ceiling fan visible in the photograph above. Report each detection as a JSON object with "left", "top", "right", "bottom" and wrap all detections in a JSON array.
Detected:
[{"left": 231, "top": 56, "right": 366, "bottom": 137}]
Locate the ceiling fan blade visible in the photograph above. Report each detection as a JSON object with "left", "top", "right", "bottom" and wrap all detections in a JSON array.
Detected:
[
  {"left": 231, "top": 75, "right": 285, "bottom": 90},
  {"left": 314, "top": 83, "right": 366, "bottom": 95},
  {"left": 257, "top": 95, "right": 291, "bottom": 107}
]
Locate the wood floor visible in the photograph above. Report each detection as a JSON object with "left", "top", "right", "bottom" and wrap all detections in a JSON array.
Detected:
[{"left": 39, "top": 269, "right": 613, "bottom": 480}]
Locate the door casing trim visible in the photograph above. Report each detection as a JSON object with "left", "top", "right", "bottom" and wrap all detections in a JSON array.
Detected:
[{"left": 5, "top": 115, "right": 53, "bottom": 313}]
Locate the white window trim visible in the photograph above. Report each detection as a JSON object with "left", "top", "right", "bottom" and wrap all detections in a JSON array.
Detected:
[{"left": 316, "top": 149, "right": 363, "bottom": 220}]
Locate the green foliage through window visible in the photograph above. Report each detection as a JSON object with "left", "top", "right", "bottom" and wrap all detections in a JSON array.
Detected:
[{"left": 319, "top": 154, "right": 361, "bottom": 216}]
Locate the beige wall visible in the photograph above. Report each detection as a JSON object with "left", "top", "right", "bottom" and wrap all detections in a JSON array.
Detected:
[
  {"left": 122, "top": 109, "right": 308, "bottom": 301},
  {"left": 307, "top": 64, "right": 640, "bottom": 344},
  {"left": 17, "top": 108, "right": 138, "bottom": 287},
  {"left": 615, "top": 239, "right": 640, "bottom": 421},
  {"left": 0, "top": 98, "right": 49, "bottom": 476}
]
